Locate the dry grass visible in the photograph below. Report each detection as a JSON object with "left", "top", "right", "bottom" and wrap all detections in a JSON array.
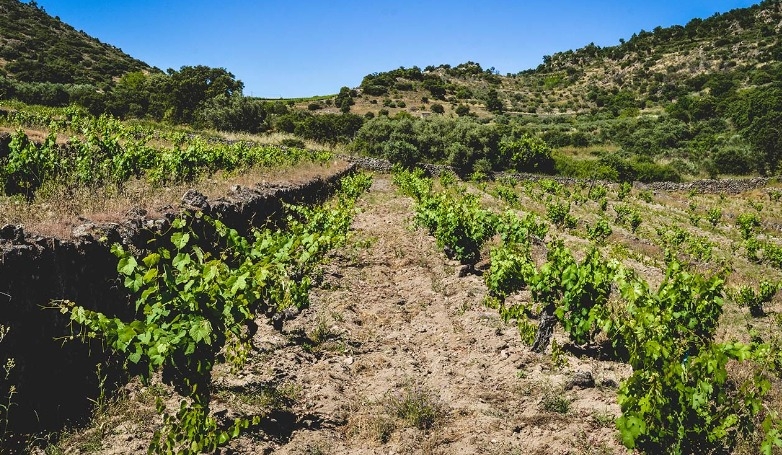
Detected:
[
  {"left": 0, "top": 126, "right": 70, "bottom": 145},
  {"left": 0, "top": 159, "right": 349, "bottom": 239},
  {"left": 214, "top": 130, "right": 349, "bottom": 155}
]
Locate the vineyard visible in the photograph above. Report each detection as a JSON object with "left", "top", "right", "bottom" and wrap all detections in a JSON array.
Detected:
[{"left": 1, "top": 109, "right": 782, "bottom": 454}]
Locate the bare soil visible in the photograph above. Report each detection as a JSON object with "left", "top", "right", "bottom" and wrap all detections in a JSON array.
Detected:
[
  {"left": 248, "top": 175, "right": 631, "bottom": 455},
  {"left": 0, "top": 159, "right": 349, "bottom": 239}
]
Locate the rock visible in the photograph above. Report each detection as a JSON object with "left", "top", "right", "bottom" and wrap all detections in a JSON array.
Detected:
[
  {"left": 181, "top": 189, "right": 209, "bottom": 209},
  {"left": 565, "top": 371, "right": 596, "bottom": 390},
  {"left": 71, "top": 223, "right": 96, "bottom": 240},
  {"left": 125, "top": 206, "right": 147, "bottom": 218},
  {"left": 0, "top": 224, "right": 24, "bottom": 242},
  {"left": 600, "top": 378, "right": 618, "bottom": 389}
]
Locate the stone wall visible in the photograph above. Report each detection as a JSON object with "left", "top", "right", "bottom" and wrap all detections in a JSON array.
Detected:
[
  {"left": 345, "top": 155, "right": 775, "bottom": 195},
  {"left": 0, "top": 163, "right": 355, "bottom": 433}
]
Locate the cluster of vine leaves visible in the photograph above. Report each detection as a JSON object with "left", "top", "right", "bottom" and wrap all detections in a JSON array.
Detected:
[
  {"left": 393, "top": 168, "right": 782, "bottom": 454},
  {"left": 57, "top": 172, "right": 372, "bottom": 454}
]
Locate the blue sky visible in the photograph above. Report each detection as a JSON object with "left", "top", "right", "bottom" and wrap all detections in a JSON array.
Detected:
[{"left": 34, "top": 0, "right": 759, "bottom": 98}]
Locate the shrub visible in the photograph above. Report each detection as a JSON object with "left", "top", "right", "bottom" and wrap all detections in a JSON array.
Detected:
[
  {"left": 587, "top": 218, "right": 613, "bottom": 244},
  {"left": 736, "top": 212, "right": 761, "bottom": 240},
  {"left": 499, "top": 135, "right": 555, "bottom": 174},
  {"left": 711, "top": 144, "right": 756, "bottom": 175}
]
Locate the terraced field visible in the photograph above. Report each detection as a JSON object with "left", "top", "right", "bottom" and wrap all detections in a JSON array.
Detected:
[
  {"left": 2, "top": 106, "right": 782, "bottom": 455},
  {"left": 14, "top": 168, "right": 777, "bottom": 455}
]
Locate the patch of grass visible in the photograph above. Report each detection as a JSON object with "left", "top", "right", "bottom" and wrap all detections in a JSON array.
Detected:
[
  {"left": 592, "top": 411, "right": 616, "bottom": 428},
  {"left": 343, "top": 398, "right": 397, "bottom": 443},
  {"left": 539, "top": 388, "right": 571, "bottom": 414},
  {"left": 301, "top": 312, "right": 347, "bottom": 354},
  {"left": 385, "top": 382, "right": 446, "bottom": 430},
  {"left": 216, "top": 381, "right": 300, "bottom": 414}
]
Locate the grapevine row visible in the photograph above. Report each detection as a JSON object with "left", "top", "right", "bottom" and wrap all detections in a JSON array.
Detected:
[
  {"left": 393, "top": 168, "right": 782, "bottom": 454},
  {"left": 56, "top": 172, "right": 372, "bottom": 454},
  {"left": 1, "top": 111, "right": 331, "bottom": 197}
]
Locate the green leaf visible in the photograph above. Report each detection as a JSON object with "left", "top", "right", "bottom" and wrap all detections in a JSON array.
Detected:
[
  {"left": 172, "top": 252, "right": 191, "bottom": 270},
  {"left": 171, "top": 232, "right": 190, "bottom": 250},
  {"left": 118, "top": 256, "right": 138, "bottom": 276},
  {"left": 189, "top": 320, "right": 212, "bottom": 345},
  {"left": 116, "top": 324, "right": 137, "bottom": 351},
  {"left": 143, "top": 253, "right": 161, "bottom": 267},
  {"left": 128, "top": 349, "right": 142, "bottom": 364},
  {"left": 617, "top": 415, "right": 645, "bottom": 448},
  {"left": 124, "top": 274, "right": 143, "bottom": 293},
  {"left": 142, "top": 268, "right": 158, "bottom": 284}
]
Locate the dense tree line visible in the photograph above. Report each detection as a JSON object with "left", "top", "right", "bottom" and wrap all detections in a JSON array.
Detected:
[{"left": 1, "top": 65, "right": 282, "bottom": 133}]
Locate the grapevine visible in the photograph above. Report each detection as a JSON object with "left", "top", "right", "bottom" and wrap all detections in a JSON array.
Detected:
[{"left": 57, "top": 172, "right": 371, "bottom": 454}]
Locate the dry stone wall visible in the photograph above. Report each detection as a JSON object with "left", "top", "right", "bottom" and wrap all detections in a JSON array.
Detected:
[
  {"left": 0, "top": 163, "right": 355, "bottom": 433},
  {"left": 346, "top": 155, "right": 775, "bottom": 195}
]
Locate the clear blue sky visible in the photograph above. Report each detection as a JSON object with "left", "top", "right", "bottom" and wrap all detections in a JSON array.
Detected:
[{"left": 34, "top": 0, "right": 760, "bottom": 98}]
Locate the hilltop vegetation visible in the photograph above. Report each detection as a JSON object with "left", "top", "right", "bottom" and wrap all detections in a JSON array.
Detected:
[{"left": 0, "top": 0, "right": 150, "bottom": 107}]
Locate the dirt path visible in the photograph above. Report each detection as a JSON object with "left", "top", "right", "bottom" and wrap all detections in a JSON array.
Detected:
[{"left": 220, "top": 175, "right": 630, "bottom": 455}]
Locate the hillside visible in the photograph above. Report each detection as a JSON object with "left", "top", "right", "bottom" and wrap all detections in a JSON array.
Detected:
[
  {"left": 0, "top": 0, "right": 151, "bottom": 86},
  {"left": 313, "top": 0, "right": 782, "bottom": 118},
  {"left": 277, "top": 1, "right": 782, "bottom": 181},
  {"left": 0, "top": 0, "right": 781, "bottom": 182}
]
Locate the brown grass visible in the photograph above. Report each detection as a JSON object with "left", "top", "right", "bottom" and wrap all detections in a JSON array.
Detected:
[{"left": 0, "top": 160, "right": 349, "bottom": 239}]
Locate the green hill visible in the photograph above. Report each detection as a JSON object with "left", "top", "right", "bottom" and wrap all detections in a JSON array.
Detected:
[
  {"left": 0, "top": 0, "right": 151, "bottom": 86},
  {"left": 329, "top": 1, "right": 781, "bottom": 119},
  {"left": 290, "top": 0, "right": 781, "bottom": 179},
  {"left": 1, "top": 0, "right": 781, "bottom": 180}
]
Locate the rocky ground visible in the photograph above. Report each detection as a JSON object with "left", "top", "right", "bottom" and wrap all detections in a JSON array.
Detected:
[{"left": 216, "top": 175, "right": 629, "bottom": 455}]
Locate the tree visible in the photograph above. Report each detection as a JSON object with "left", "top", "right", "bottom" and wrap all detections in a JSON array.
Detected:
[
  {"left": 422, "top": 75, "right": 446, "bottom": 99},
  {"left": 430, "top": 103, "right": 445, "bottom": 114},
  {"left": 455, "top": 104, "right": 470, "bottom": 117},
  {"left": 165, "top": 66, "right": 244, "bottom": 124},
  {"left": 195, "top": 94, "right": 268, "bottom": 133},
  {"left": 497, "top": 135, "right": 554, "bottom": 173},
  {"left": 108, "top": 71, "right": 152, "bottom": 118},
  {"left": 485, "top": 89, "right": 503, "bottom": 113},
  {"left": 745, "top": 111, "right": 782, "bottom": 174},
  {"left": 335, "top": 86, "right": 355, "bottom": 112}
]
